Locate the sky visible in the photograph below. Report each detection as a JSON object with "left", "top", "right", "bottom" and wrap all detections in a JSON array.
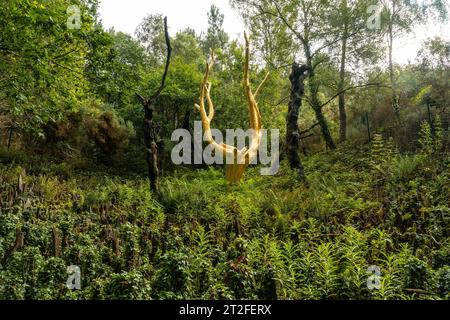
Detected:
[
  {"left": 98, "top": 0, "right": 450, "bottom": 65},
  {"left": 98, "top": 0, "right": 245, "bottom": 38}
]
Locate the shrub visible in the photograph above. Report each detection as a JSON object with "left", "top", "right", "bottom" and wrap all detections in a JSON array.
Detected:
[{"left": 85, "top": 111, "right": 135, "bottom": 162}]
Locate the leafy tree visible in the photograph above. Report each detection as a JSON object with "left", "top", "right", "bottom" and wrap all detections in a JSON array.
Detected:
[
  {"left": 231, "top": 0, "right": 343, "bottom": 149},
  {"left": 135, "top": 13, "right": 166, "bottom": 66},
  {"left": 85, "top": 30, "right": 150, "bottom": 123},
  {"left": 378, "top": 0, "right": 448, "bottom": 123},
  {"left": 0, "top": 0, "right": 100, "bottom": 136},
  {"left": 202, "top": 5, "right": 229, "bottom": 54},
  {"left": 136, "top": 17, "right": 172, "bottom": 192},
  {"left": 231, "top": 0, "right": 297, "bottom": 69},
  {"left": 327, "top": 0, "right": 384, "bottom": 142},
  {"left": 418, "top": 37, "right": 450, "bottom": 69},
  {"left": 172, "top": 28, "right": 204, "bottom": 66},
  {"left": 414, "top": 37, "right": 450, "bottom": 150}
]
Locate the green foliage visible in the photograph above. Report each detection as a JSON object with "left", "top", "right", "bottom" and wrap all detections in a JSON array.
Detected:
[
  {"left": 419, "top": 121, "right": 434, "bottom": 154},
  {"left": 135, "top": 13, "right": 166, "bottom": 65},
  {"left": 85, "top": 110, "right": 135, "bottom": 162},
  {"left": 0, "top": 0, "right": 102, "bottom": 134},
  {"left": 201, "top": 5, "right": 229, "bottom": 54},
  {"left": 434, "top": 114, "right": 444, "bottom": 151},
  {"left": 1, "top": 143, "right": 448, "bottom": 300}
]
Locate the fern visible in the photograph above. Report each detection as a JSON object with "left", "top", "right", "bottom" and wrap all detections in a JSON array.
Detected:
[
  {"left": 434, "top": 114, "right": 444, "bottom": 152},
  {"left": 419, "top": 121, "right": 433, "bottom": 154}
]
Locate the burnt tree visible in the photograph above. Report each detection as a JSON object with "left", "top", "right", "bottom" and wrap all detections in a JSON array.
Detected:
[
  {"left": 137, "top": 17, "right": 172, "bottom": 192},
  {"left": 286, "top": 62, "right": 310, "bottom": 181}
]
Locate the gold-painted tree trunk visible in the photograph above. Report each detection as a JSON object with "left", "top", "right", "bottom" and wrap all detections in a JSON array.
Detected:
[{"left": 195, "top": 32, "right": 268, "bottom": 183}]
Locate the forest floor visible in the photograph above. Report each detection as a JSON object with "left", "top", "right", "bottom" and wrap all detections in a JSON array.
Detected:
[{"left": 0, "top": 144, "right": 449, "bottom": 300}]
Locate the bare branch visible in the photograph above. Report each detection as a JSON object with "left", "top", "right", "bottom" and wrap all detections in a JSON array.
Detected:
[
  {"left": 311, "top": 28, "right": 362, "bottom": 59},
  {"left": 254, "top": 72, "right": 270, "bottom": 99},
  {"left": 319, "top": 83, "right": 390, "bottom": 109},
  {"left": 136, "top": 93, "right": 146, "bottom": 105},
  {"left": 205, "top": 82, "right": 215, "bottom": 121},
  {"left": 299, "top": 122, "right": 320, "bottom": 136},
  {"left": 300, "top": 133, "right": 314, "bottom": 140},
  {"left": 151, "top": 16, "right": 172, "bottom": 100},
  {"left": 312, "top": 56, "right": 329, "bottom": 70},
  {"left": 273, "top": 95, "right": 290, "bottom": 107},
  {"left": 270, "top": 0, "right": 307, "bottom": 46},
  {"left": 243, "top": 32, "right": 262, "bottom": 131}
]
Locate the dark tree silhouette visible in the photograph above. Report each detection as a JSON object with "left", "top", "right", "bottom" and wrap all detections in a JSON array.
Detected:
[
  {"left": 286, "top": 62, "right": 310, "bottom": 181},
  {"left": 137, "top": 17, "right": 172, "bottom": 192}
]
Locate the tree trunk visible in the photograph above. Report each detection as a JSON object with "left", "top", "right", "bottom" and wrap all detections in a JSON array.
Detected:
[
  {"left": 388, "top": 3, "right": 401, "bottom": 124},
  {"left": 338, "top": 28, "right": 348, "bottom": 143},
  {"left": 137, "top": 17, "right": 172, "bottom": 193},
  {"left": 1, "top": 229, "right": 24, "bottom": 265},
  {"left": 143, "top": 105, "right": 162, "bottom": 192},
  {"left": 313, "top": 105, "right": 335, "bottom": 150},
  {"left": 304, "top": 44, "right": 336, "bottom": 150},
  {"left": 286, "top": 63, "right": 309, "bottom": 181},
  {"left": 181, "top": 109, "right": 198, "bottom": 167}
]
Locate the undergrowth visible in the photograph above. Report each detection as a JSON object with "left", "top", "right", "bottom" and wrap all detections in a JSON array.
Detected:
[{"left": 0, "top": 142, "right": 449, "bottom": 300}]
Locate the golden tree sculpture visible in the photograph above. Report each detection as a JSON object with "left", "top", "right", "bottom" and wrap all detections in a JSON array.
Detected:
[{"left": 195, "top": 32, "right": 269, "bottom": 183}]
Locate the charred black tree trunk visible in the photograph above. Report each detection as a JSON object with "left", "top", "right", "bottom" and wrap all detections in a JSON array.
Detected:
[
  {"left": 142, "top": 105, "right": 164, "bottom": 191},
  {"left": 286, "top": 63, "right": 310, "bottom": 181},
  {"left": 137, "top": 17, "right": 172, "bottom": 192},
  {"left": 181, "top": 109, "right": 198, "bottom": 167}
]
